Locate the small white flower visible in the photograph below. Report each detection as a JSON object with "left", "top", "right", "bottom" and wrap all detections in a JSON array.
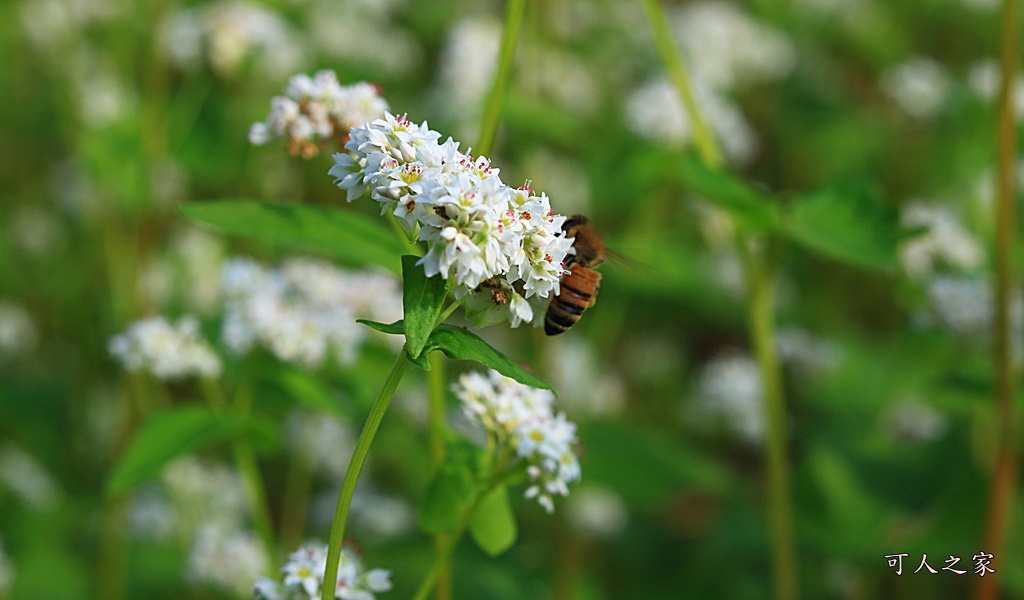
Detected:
[
  {"left": 691, "top": 353, "right": 765, "bottom": 444},
  {"left": 900, "top": 201, "right": 984, "bottom": 279},
  {"left": 108, "top": 316, "right": 221, "bottom": 380},
  {"left": 259, "top": 543, "right": 391, "bottom": 600},
  {"left": 0, "top": 301, "right": 38, "bottom": 360},
  {"left": 881, "top": 56, "right": 951, "bottom": 120},
  {"left": 250, "top": 71, "right": 388, "bottom": 157}
]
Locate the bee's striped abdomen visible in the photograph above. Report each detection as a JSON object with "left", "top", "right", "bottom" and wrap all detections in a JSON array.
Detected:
[{"left": 544, "top": 267, "right": 601, "bottom": 336}]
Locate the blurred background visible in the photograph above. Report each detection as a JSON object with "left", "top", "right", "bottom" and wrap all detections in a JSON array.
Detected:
[{"left": 1, "top": 0, "right": 1021, "bottom": 598}]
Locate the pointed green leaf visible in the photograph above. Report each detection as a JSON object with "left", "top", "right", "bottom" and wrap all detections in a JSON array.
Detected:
[
  {"left": 402, "top": 255, "right": 448, "bottom": 359},
  {"left": 469, "top": 484, "right": 517, "bottom": 556},
  {"left": 783, "top": 179, "right": 901, "bottom": 271},
  {"left": 107, "top": 406, "right": 251, "bottom": 496},
  {"left": 180, "top": 200, "right": 407, "bottom": 273},
  {"left": 428, "top": 326, "right": 553, "bottom": 391},
  {"left": 676, "top": 155, "right": 779, "bottom": 230},
  {"left": 357, "top": 320, "right": 553, "bottom": 391}
]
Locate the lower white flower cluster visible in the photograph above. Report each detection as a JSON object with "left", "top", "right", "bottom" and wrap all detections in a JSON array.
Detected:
[
  {"left": 452, "top": 370, "right": 581, "bottom": 513},
  {"left": 254, "top": 544, "right": 391, "bottom": 600},
  {"left": 249, "top": 70, "right": 389, "bottom": 158},
  {"left": 329, "top": 112, "right": 576, "bottom": 328},
  {"left": 108, "top": 315, "right": 222, "bottom": 379}
]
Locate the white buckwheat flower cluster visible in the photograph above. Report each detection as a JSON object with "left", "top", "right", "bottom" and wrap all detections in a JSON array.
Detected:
[
  {"left": 221, "top": 257, "right": 401, "bottom": 369},
  {"left": 249, "top": 71, "right": 389, "bottom": 158},
  {"left": 452, "top": 370, "right": 582, "bottom": 513},
  {"left": 899, "top": 201, "right": 984, "bottom": 280},
  {"left": 329, "top": 113, "right": 575, "bottom": 328},
  {"left": 108, "top": 316, "right": 222, "bottom": 380},
  {"left": 254, "top": 544, "right": 392, "bottom": 600}
]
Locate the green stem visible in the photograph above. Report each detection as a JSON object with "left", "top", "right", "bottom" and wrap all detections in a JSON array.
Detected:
[
  {"left": 475, "top": 0, "right": 527, "bottom": 157},
  {"left": 434, "top": 298, "right": 463, "bottom": 328},
  {"left": 976, "top": 0, "right": 1020, "bottom": 598},
  {"left": 744, "top": 245, "right": 798, "bottom": 600},
  {"left": 427, "top": 355, "right": 450, "bottom": 599},
  {"left": 640, "top": 1, "right": 797, "bottom": 596},
  {"left": 411, "top": 474, "right": 509, "bottom": 600},
  {"left": 201, "top": 378, "right": 277, "bottom": 569},
  {"left": 320, "top": 351, "right": 409, "bottom": 600},
  {"left": 637, "top": 0, "right": 723, "bottom": 168}
]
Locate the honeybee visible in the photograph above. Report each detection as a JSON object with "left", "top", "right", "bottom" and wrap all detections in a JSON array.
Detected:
[{"left": 545, "top": 215, "right": 606, "bottom": 336}]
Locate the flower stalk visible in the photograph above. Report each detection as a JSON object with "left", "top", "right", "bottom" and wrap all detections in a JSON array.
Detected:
[
  {"left": 320, "top": 351, "right": 409, "bottom": 600},
  {"left": 975, "top": 0, "right": 1020, "bottom": 597}
]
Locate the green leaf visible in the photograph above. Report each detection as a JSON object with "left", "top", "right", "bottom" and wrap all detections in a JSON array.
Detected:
[
  {"left": 180, "top": 200, "right": 407, "bottom": 273},
  {"left": 266, "top": 368, "right": 342, "bottom": 414},
  {"left": 357, "top": 320, "right": 554, "bottom": 392},
  {"left": 676, "top": 155, "right": 779, "bottom": 230},
  {"left": 402, "top": 255, "right": 448, "bottom": 360},
  {"left": 581, "top": 422, "right": 731, "bottom": 508},
  {"left": 107, "top": 406, "right": 251, "bottom": 495},
  {"left": 469, "top": 485, "right": 517, "bottom": 556},
  {"left": 419, "top": 450, "right": 476, "bottom": 534},
  {"left": 783, "top": 179, "right": 901, "bottom": 271}
]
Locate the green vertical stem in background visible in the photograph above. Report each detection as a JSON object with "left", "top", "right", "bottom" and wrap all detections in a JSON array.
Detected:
[
  {"left": 640, "top": 1, "right": 797, "bottom": 597},
  {"left": 475, "top": 0, "right": 527, "bottom": 158},
  {"left": 321, "top": 352, "right": 409, "bottom": 600},
  {"left": 743, "top": 245, "right": 798, "bottom": 600},
  {"left": 975, "top": 0, "right": 1020, "bottom": 598},
  {"left": 279, "top": 449, "right": 314, "bottom": 554},
  {"left": 201, "top": 378, "right": 277, "bottom": 570},
  {"left": 427, "top": 355, "right": 452, "bottom": 600},
  {"left": 637, "top": 0, "right": 723, "bottom": 169}
]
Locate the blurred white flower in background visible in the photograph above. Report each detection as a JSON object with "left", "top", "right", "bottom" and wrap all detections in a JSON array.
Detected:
[
  {"left": 567, "top": 485, "right": 629, "bottom": 538},
  {"left": 287, "top": 411, "right": 356, "bottom": 481},
  {"left": 0, "top": 302, "right": 38, "bottom": 361},
  {"left": 547, "top": 337, "right": 626, "bottom": 419},
  {"left": 431, "top": 16, "right": 502, "bottom": 134},
  {"left": 0, "top": 444, "right": 59, "bottom": 511},
  {"left": 6, "top": 206, "right": 64, "bottom": 258},
  {"left": 670, "top": 1, "right": 796, "bottom": 92},
  {"left": 966, "top": 59, "right": 1024, "bottom": 119},
  {"left": 776, "top": 327, "right": 842, "bottom": 379},
  {"left": 348, "top": 488, "right": 416, "bottom": 543},
  {"left": 109, "top": 315, "right": 222, "bottom": 380},
  {"left": 899, "top": 201, "right": 984, "bottom": 280},
  {"left": 139, "top": 226, "right": 226, "bottom": 315},
  {"left": 452, "top": 370, "right": 582, "bottom": 513},
  {"left": 308, "top": 0, "right": 419, "bottom": 76},
  {"left": 254, "top": 543, "right": 392, "bottom": 600},
  {"left": 921, "top": 276, "right": 1024, "bottom": 344},
  {"left": 221, "top": 258, "right": 402, "bottom": 368},
  {"left": 159, "top": 1, "right": 305, "bottom": 78},
  {"left": 691, "top": 353, "right": 765, "bottom": 444},
  {"left": 0, "top": 536, "right": 13, "bottom": 598},
  {"left": 521, "top": 150, "right": 592, "bottom": 216},
  {"left": 625, "top": 78, "right": 758, "bottom": 165},
  {"left": 187, "top": 526, "right": 268, "bottom": 598},
  {"left": 160, "top": 456, "right": 251, "bottom": 538},
  {"left": 20, "top": 0, "right": 126, "bottom": 49},
  {"left": 881, "top": 56, "right": 951, "bottom": 120},
  {"left": 881, "top": 397, "right": 947, "bottom": 444}
]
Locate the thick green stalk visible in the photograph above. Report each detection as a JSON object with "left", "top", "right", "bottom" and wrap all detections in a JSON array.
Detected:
[
  {"left": 639, "top": 1, "right": 797, "bottom": 597},
  {"left": 320, "top": 352, "right": 409, "bottom": 600},
  {"left": 475, "top": 0, "right": 527, "bottom": 157},
  {"left": 975, "top": 0, "right": 1020, "bottom": 598},
  {"left": 427, "top": 356, "right": 451, "bottom": 599}
]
